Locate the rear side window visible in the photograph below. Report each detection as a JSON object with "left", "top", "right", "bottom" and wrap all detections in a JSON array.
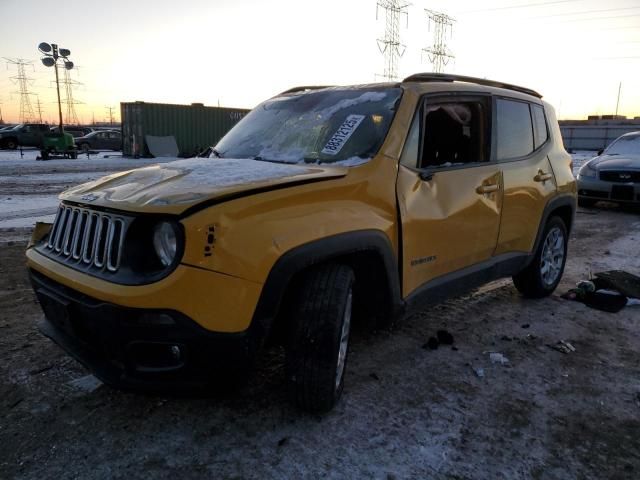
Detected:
[
  {"left": 531, "top": 104, "right": 548, "bottom": 149},
  {"left": 496, "top": 99, "right": 534, "bottom": 160}
]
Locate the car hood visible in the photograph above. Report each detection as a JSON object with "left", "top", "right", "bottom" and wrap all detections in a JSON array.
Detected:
[
  {"left": 60, "top": 157, "right": 348, "bottom": 215},
  {"left": 589, "top": 154, "right": 640, "bottom": 170}
]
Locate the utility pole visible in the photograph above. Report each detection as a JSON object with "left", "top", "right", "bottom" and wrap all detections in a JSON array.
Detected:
[
  {"left": 0, "top": 98, "right": 4, "bottom": 124},
  {"left": 35, "top": 96, "right": 44, "bottom": 123},
  {"left": 106, "top": 106, "right": 115, "bottom": 125},
  {"left": 376, "top": 0, "right": 410, "bottom": 81},
  {"left": 615, "top": 82, "right": 622, "bottom": 117},
  {"left": 4, "top": 58, "right": 37, "bottom": 123},
  {"left": 423, "top": 9, "right": 455, "bottom": 73}
]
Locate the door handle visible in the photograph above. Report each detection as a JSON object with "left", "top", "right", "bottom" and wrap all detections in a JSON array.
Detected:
[
  {"left": 476, "top": 184, "right": 499, "bottom": 194},
  {"left": 534, "top": 171, "right": 553, "bottom": 182}
]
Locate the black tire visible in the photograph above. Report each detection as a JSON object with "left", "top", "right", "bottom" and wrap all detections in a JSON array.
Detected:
[
  {"left": 80, "top": 143, "right": 90, "bottom": 153},
  {"left": 285, "top": 263, "right": 355, "bottom": 413},
  {"left": 513, "top": 216, "right": 568, "bottom": 298},
  {"left": 5, "top": 139, "right": 18, "bottom": 150},
  {"left": 40, "top": 150, "right": 49, "bottom": 161},
  {"left": 578, "top": 197, "right": 597, "bottom": 208}
]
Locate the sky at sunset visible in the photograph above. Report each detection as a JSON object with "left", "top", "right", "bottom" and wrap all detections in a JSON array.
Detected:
[{"left": 1, "top": 0, "right": 639, "bottom": 124}]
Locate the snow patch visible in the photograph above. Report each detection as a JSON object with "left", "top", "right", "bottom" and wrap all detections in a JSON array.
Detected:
[{"left": 160, "top": 157, "right": 316, "bottom": 189}]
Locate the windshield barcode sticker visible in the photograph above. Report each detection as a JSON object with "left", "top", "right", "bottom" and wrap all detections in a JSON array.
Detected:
[{"left": 321, "top": 114, "right": 365, "bottom": 156}]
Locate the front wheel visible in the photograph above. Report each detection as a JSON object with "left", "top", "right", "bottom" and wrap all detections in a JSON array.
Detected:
[
  {"left": 513, "top": 216, "right": 568, "bottom": 298},
  {"left": 5, "top": 139, "right": 18, "bottom": 150},
  {"left": 285, "top": 263, "right": 355, "bottom": 413}
]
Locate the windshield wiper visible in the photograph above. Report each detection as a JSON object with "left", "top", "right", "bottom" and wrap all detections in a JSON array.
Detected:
[
  {"left": 211, "top": 148, "right": 224, "bottom": 158},
  {"left": 251, "top": 156, "right": 295, "bottom": 165}
]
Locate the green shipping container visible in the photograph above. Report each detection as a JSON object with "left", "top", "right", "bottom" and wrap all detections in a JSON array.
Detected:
[{"left": 120, "top": 101, "right": 249, "bottom": 157}]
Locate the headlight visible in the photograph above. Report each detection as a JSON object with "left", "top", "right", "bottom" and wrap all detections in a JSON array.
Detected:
[
  {"left": 578, "top": 162, "right": 597, "bottom": 178},
  {"left": 153, "top": 221, "right": 178, "bottom": 267}
]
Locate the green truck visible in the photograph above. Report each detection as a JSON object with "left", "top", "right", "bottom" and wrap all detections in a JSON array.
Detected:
[{"left": 0, "top": 123, "right": 51, "bottom": 149}]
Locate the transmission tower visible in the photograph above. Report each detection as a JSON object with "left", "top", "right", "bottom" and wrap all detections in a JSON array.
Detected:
[
  {"left": 61, "top": 68, "right": 82, "bottom": 125},
  {"left": 4, "top": 58, "right": 37, "bottom": 123},
  {"left": 423, "top": 9, "right": 455, "bottom": 73},
  {"left": 376, "top": 0, "right": 410, "bottom": 81},
  {"left": 35, "top": 96, "right": 44, "bottom": 123}
]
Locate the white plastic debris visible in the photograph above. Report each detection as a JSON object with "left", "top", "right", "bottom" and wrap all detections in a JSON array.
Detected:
[
  {"left": 67, "top": 374, "right": 102, "bottom": 393},
  {"left": 489, "top": 352, "right": 510, "bottom": 365}
]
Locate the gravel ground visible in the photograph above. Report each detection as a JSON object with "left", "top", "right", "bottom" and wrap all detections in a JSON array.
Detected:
[{"left": 1, "top": 150, "right": 639, "bottom": 479}]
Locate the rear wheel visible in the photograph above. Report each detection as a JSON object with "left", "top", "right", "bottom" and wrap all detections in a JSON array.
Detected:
[
  {"left": 285, "top": 263, "right": 354, "bottom": 413},
  {"left": 513, "top": 216, "right": 568, "bottom": 298}
]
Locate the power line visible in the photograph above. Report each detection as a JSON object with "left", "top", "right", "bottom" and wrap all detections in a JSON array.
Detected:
[
  {"left": 422, "top": 9, "right": 456, "bottom": 73},
  {"left": 531, "top": 6, "right": 640, "bottom": 19},
  {"left": 376, "top": 0, "right": 410, "bottom": 81},
  {"left": 460, "top": 0, "right": 589, "bottom": 14}
]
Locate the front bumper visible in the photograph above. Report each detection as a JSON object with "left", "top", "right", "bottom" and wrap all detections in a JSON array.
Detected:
[
  {"left": 30, "top": 269, "right": 256, "bottom": 391},
  {"left": 577, "top": 175, "right": 640, "bottom": 204}
]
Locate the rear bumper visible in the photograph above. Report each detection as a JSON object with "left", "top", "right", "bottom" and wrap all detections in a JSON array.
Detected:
[
  {"left": 30, "top": 269, "right": 254, "bottom": 391},
  {"left": 577, "top": 175, "right": 640, "bottom": 204}
]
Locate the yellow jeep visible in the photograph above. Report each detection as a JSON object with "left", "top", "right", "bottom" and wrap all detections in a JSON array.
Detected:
[{"left": 26, "top": 73, "right": 576, "bottom": 412}]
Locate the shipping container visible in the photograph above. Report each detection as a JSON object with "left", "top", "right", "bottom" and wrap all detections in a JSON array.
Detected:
[{"left": 120, "top": 101, "right": 249, "bottom": 157}]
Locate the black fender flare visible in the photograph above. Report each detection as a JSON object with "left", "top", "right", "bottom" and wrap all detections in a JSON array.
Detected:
[
  {"left": 527, "top": 194, "right": 576, "bottom": 266},
  {"left": 248, "top": 229, "right": 403, "bottom": 343}
]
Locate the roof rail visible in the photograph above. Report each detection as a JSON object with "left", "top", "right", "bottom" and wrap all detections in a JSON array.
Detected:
[
  {"left": 402, "top": 73, "right": 542, "bottom": 98},
  {"left": 280, "top": 85, "right": 332, "bottom": 95}
]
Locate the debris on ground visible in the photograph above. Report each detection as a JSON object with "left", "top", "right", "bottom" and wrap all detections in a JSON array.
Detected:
[
  {"left": 472, "top": 367, "right": 485, "bottom": 378},
  {"left": 423, "top": 337, "right": 440, "bottom": 350},
  {"left": 561, "top": 270, "right": 640, "bottom": 313},
  {"left": 550, "top": 340, "right": 576, "bottom": 354},
  {"left": 521, "top": 323, "right": 530, "bottom": 329},
  {"left": 369, "top": 373, "right": 380, "bottom": 381},
  {"left": 67, "top": 375, "right": 103, "bottom": 393},
  {"left": 489, "top": 352, "right": 510, "bottom": 365},
  {"left": 436, "top": 329, "right": 454, "bottom": 345}
]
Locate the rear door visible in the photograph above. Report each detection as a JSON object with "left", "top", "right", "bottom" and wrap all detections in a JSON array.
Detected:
[
  {"left": 19, "top": 125, "right": 39, "bottom": 146},
  {"left": 494, "top": 98, "right": 557, "bottom": 255},
  {"left": 396, "top": 94, "right": 503, "bottom": 297}
]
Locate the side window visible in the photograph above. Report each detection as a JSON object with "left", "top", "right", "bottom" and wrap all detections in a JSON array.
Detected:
[
  {"left": 496, "top": 98, "right": 534, "bottom": 160},
  {"left": 420, "top": 100, "right": 489, "bottom": 168},
  {"left": 531, "top": 104, "right": 548, "bottom": 149},
  {"left": 400, "top": 111, "right": 420, "bottom": 168}
]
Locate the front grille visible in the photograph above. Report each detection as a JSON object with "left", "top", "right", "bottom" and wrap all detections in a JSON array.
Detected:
[
  {"left": 599, "top": 170, "right": 640, "bottom": 183},
  {"left": 44, "top": 204, "right": 131, "bottom": 273}
]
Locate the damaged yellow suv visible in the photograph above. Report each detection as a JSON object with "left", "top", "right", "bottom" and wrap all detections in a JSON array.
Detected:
[{"left": 27, "top": 73, "right": 576, "bottom": 412}]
